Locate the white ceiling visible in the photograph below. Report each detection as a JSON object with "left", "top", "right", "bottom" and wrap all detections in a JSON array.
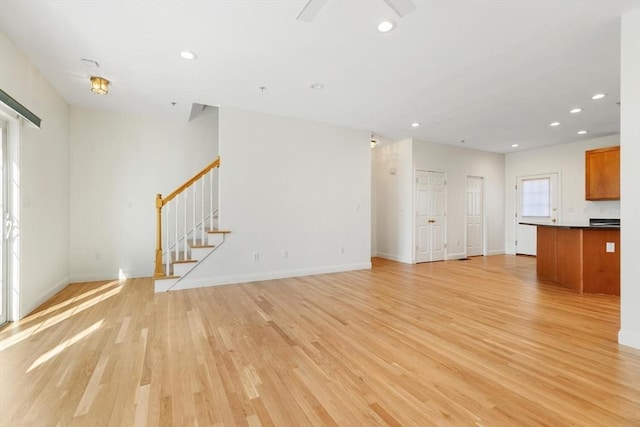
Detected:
[{"left": 1, "top": 0, "right": 638, "bottom": 153}]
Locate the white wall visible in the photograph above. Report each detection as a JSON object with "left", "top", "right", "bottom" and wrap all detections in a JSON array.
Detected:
[
  {"left": 0, "top": 29, "right": 70, "bottom": 317},
  {"left": 413, "top": 140, "right": 505, "bottom": 259},
  {"left": 504, "top": 135, "right": 620, "bottom": 254},
  {"left": 619, "top": 8, "right": 640, "bottom": 350},
  {"left": 372, "top": 139, "right": 414, "bottom": 262},
  {"left": 373, "top": 139, "right": 505, "bottom": 263},
  {"left": 174, "top": 107, "right": 371, "bottom": 290},
  {"left": 69, "top": 107, "right": 218, "bottom": 281}
]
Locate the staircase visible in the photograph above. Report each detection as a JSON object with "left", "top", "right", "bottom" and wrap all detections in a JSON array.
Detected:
[
  {"left": 153, "top": 156, "right": 229, "bottom": 292},
  {"left": 154, "top": 228, "right": 231, "bottom": 292}
]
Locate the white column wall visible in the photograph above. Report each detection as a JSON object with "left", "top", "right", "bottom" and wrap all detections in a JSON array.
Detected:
[
  {"left": 619, "top": 8, "right": 640, "bottom": 349},
  {"left": 372, "top": 139, "right": 414, "bottom": 263},
  {"left": 172, "top": 107, "right": 371, "bottom": 290},
  {"left": 413, "top": 140, "right": 505, "bottom": 259},
  {"left": 0, "top": 29, "right": 70, "bottom": 317}
]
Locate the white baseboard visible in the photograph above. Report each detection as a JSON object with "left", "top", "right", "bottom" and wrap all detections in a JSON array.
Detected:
[
  {"left": 373, "top": 252, "right": 413, "bottom": 264},
  {"left": 21, "top": 276, "right": 70, "bottom": 318},
  {"left": 447, "top": 252, "right": 467, "bottom": 260},
  {"left": 619, "top": 329, "right": 640, "bottom": 349},
  {"left": 171, "top": 262, "right": 372, "bottom": 292},
  {"left": 68, "top": 274, "right": 118, "bottom": 283}
]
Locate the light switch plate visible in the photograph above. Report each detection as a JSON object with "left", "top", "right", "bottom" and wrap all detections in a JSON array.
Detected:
[{"left": 606, "top": 242, "right": 615, "bottom": 253}]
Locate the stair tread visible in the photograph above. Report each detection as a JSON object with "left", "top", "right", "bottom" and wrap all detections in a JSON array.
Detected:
[
  {"left": 173, "top": 259, "right": 198, "bottom": 264},
  {"left": 207, "top": 229, "right": 231, "bottom": 234},
  {"left": 191, "top": 244, "right": 215, "bottom": 249},
  {"left": 154, "top": 275, "right": 179, "bottom": 280}
]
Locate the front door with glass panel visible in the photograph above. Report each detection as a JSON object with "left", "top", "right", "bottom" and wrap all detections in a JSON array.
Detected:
[{"left": 515, "top": 173, "right": 559, "bottom": 255}]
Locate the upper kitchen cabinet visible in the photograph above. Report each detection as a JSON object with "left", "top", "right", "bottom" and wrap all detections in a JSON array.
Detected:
[{"left": 585, "top": 146, "right": 620, "bottom": 200}]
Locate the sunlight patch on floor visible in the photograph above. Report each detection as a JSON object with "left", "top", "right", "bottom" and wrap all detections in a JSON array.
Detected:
[{"left": 27, "top": 319, "right": 104, "bottom": 372}]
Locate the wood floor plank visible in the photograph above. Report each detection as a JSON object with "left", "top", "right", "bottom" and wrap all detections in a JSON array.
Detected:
[{"left": 1, "top": 256, "right": 639, "bottom": 426}]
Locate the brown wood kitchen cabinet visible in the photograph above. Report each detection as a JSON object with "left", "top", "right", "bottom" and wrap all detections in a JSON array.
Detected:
[{"left": 585, "top": 146, "right": 620, "bottom": 200}]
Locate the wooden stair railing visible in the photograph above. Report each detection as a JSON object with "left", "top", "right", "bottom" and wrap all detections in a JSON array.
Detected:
[{"left": 154, "top": 156, "right": 220, "bottom": 277}]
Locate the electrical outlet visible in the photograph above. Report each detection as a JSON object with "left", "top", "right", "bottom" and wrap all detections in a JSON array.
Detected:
[
  {"left": 339, "top": 246, "right": 345, "bottom": 255},
  {"left": 282, "top": 250, "right": 288, "bottom": 259},
  {"left": 252, "top": 252, "right": 260, "bottom": 261}
]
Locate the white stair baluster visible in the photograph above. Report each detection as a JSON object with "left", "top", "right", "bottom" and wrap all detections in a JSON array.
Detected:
[
  {"left": 183, "top": 192, "right": 188, "bottom": 259},
  {"left": 175, "top": 198, "right": 179, "bottom": 262},
  {"left": 209, "top": 170, "right": 214, "bottom": 231},
  {"left": 192, "top": 184, "right": 196, "bottom": 246},
  {"left": 201, "top": 176, "right": 205, "bottom": 243},
  {"left": 165, "top": 207, "right": 170, "bottom": 275}
]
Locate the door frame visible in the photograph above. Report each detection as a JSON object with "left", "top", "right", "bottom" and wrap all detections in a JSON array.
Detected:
[
  {"left": 515, "top": 172, "right": 561, "bottom": 255},
  {"left": 413, "top": 168, "right": 447, "bottom": 263},
  {"left": 0, "top": 108, "right": 20, "bottom": 324},
  {"left": 465, "top": 174, "right": 485, "bottom": 257}
]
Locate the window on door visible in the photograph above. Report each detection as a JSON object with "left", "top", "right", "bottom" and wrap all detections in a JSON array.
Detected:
[{"left": 521, "top": 178, "right": 551, "bottom": 217}]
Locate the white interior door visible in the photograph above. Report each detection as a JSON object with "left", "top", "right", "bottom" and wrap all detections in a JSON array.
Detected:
[
  {"left": 466, "top": 176, "right": 483, "bottom": 257},
  {"left": 415, "top": 170, "right": 446, "bottom": 263},
  {"left": 515, "top": 173, "right": 559, "bottom": 255}
]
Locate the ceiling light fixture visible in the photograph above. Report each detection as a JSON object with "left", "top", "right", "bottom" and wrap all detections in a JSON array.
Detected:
[
  {"left": 578, "top": 130, "right": 588, "bottom": 135},
  {"left": 511, "top": 144, "right": 519, "bottom": 148},
  {"left": 570, "top": 108, "right": 582, "bottom": 114},
  {"left": 310, "top": 83, "right": 324, "bottom": 90},
  {"left": 89, "top": 76, "right": 109, "bottom": 95},
  {"left": 377, "top": 20, "right": 396, "bottom": 33},
  {"left": 592, "top": 93, "right": 606, "bottom": 100},
  {"left": 411, "top": 122, "right": 420, "bottom": 128},
  {"left": 550, "top": 122, "right": 560, "bottom": 127},
  {"left": 180, "top": 50, "right": 198, "bottom": 60}
]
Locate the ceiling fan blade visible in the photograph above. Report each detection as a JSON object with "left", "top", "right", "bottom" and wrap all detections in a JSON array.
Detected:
[
  {"left": 382, "top": 0, "right": 416, "bottom": 17},
  {"left": 297, "top": 0, "right": 328, "bottom": 22}
]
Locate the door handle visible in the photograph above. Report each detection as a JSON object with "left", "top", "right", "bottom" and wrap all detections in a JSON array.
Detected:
[{"left": 4, "top": 212, "right": 13, "bottom": 240}]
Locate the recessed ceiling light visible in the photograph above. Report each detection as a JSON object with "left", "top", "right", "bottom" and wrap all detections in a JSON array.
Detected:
[
  {"left": 377, "top": 20, "right": 396, "bottom": 33},
  {"left": 180, "top": 50, "right": 197, "bottom": 60},
  {"left": 592, "top": 93, "right": 606, "bottom": 100},
  {"left": 550, "top": 121, "right": 560, "bottom": 127},
  {"left": 570, "top": 108, "right": 582, "bottom": 114},
  {"left": 578, "top": 130, "right": 588, "bottom": 135},
  {"left": 511, "top": 144, "right": 519, "bottom": 148},
  {"left": 411, "top": 122, "right": 420, "bottom": 128},
  {"left": 310, "top": 83, "right": 324, "bottom": 90}
]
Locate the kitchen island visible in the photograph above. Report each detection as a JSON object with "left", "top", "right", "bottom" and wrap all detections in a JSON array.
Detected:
[{"left": 520, "top": 222, "right": 620, "bottom": 295}]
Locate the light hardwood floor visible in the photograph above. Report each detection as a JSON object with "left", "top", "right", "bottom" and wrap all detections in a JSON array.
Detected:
[{"left": 1, "top": 256, "right": 638, "bottom": 426}]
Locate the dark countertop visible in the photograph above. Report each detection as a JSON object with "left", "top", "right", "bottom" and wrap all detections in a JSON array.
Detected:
[{"left": 519, "top": 222, "right": 620, "bottom": 230}]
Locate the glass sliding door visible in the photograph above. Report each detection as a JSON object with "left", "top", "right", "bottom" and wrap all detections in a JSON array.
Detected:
[{"left": 0, "top": 118, "right": 7, "bottom": 325}]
